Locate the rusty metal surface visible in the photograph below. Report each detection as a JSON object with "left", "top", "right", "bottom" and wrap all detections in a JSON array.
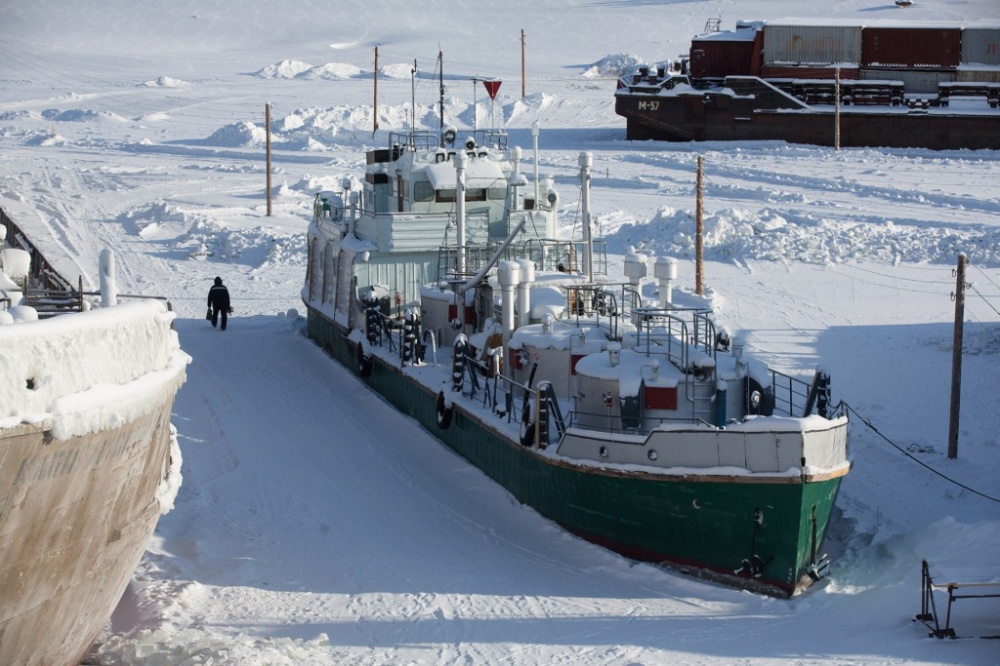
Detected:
[
  {"left": 0, "top": 399, "right": 176, "bottom": 666},
  {"left": 862, "top": 27, "right": 962, "bottom": 69},
  {"left": 690, "top": 37, "right": 758, "bottom": 78}
]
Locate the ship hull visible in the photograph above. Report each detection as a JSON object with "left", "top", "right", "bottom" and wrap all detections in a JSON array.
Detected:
[
  {"left": 0, "top": 381, "right": 178, "bottom": 664},
  {"left": 615, "top": 88, "right": 1000, "bottom": 151},
  {"left": 307, "top": 308, "right": 844, "bottom": 596}
]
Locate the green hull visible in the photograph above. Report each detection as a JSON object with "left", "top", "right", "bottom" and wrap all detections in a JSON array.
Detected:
[{"left": 308, "top": 309, "right": 843, "bottom": 596}]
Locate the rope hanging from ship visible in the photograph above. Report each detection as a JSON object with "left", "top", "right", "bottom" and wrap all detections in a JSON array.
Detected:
[{"left": 844, "top": 403, "right": 1000, "bottom": 504}]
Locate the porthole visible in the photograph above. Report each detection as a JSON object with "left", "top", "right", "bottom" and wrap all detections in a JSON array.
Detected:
[
  {"left": 647, "top": 449, "right": 658, "bottom": 461},
  {"left": 599, "top": 446, "right": 609, "bottom": 458}
]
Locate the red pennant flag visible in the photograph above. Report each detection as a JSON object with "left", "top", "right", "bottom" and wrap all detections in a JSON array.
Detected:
[{"left": 483, "top": 80, "right": 502, "bottom": 100}]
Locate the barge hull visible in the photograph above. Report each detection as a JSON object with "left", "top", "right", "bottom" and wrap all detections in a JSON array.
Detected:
[{"left": 616, "top": 94, "right": 1000, "bottom": 150}]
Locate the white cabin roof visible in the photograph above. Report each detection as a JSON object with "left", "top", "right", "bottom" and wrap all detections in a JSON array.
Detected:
[{"left": 421, "top": 158, "right": 505, "bottom": 190}]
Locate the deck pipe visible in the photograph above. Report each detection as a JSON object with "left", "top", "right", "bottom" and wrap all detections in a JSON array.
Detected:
[
  {"left": 497, "top": 260, "right": 521, "bottom": 349},
  {"left": 455, "top": 151, "right": 467, "bottom": 275},
  {"left": 579, "top": 152, "right": 594, "bottom": 282},
  {"left": 99, "top": 249, "right": 117, "bottom": 308},
  {"left": 517, "top": 258, "right": 534, "bottom": 329}
]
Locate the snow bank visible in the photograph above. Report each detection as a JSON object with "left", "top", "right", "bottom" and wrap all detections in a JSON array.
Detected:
[
  {"left": 582, "top": 53, "right": 649, "bottom": 79},
  {"left": 607, "top": 205, "right": 1000, "bottom": 266}
]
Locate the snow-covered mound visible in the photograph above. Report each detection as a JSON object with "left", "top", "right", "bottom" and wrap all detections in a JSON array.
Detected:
[
  {"left": 298, "top": 63, "right": 363, "bottom": 80},
  {"left": 140, "top": 76, "right": 190, "bottom": 88},
  {"left": 201, "top": 120, "right": 267, "bottom": 147},
  {"left": 582, "top": 53, "right": 649, "bottom": 78},
  {"left": 254, "top": 60, "right": 314, "bottom": 79}
]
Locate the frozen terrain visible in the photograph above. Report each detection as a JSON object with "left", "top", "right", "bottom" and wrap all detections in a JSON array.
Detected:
[{"left": 1, "top": 1, "right": 999, "bottom": 663}]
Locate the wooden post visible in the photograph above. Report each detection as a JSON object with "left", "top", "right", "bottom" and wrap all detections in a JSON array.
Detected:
[
  {"left": 695, "top": 155, "right": 704, "bottom": 296},
  {"left": 265, "top": 103, "right": 272, "bottom": 217},
  {"left": 948, "top": 253, "right": 967, "bottom": 459},
  {"left": 521, "top": 29, "right": 526, "bottom": 98},
  {"left": 373, "top": 46, "right": 379, "bottom": 135}
]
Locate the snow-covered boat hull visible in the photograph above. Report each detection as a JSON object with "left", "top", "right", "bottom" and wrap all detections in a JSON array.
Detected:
[
  {"left": 0, "top": 298, "right": 188, "bottom": 665},
  {"left": 307, "top": 308, "right": 848, "bottom": 596}
]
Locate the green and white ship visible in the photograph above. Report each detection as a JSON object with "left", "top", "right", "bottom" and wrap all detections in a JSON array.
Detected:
[{"left": 302, "top": 123, "right": 850, "bottom": 597}]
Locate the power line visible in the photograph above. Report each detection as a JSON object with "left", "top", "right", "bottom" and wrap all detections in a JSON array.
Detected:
[
  {"left": 968, "top": 284, "right": 1000, "bottom": 318},
  {"left": 845, "top": 403, "right": 1000, "bottom": 504}
]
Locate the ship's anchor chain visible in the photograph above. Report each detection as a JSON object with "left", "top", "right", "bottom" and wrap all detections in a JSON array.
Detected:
[{"left": 735, "top": 507, "right": 769, "bottom": 579}]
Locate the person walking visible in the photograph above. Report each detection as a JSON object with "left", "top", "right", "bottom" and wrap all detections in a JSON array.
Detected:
[{"left": 207, "top": 276, "right": 232, "bottom": 330}]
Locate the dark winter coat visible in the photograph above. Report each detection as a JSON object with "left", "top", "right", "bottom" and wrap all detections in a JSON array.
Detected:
[{"left": 208, "top": 283, "right": 230, "bottom": 311}]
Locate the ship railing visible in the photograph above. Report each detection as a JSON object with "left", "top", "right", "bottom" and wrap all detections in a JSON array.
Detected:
[
  {"left": 768, "top": 368, "right": 812, "bottom": 418},
  {"left": 387, "top": 130, "right": 510, "bottom": 154},
  {"left": 561, "top": 282, "right": 642, "bottom": 340},
  {"left": 632, "top": 306, "right": 716, "bottom": 368},
  {"left": 388, "top": 131, "right": 439, "bottom": 152},
  {"left": 434, "top": 237, "right": 607, "bottom": 283},
  {"left": 771, "top": 367, "right": 842, "bottom": 419},
  {"left": 454, "top": 351, "right": 535, "bottom": 429}
]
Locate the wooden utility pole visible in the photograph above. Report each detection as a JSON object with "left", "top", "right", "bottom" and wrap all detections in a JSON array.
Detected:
[
  {"left": 521, "top": 29, "right": 526, "bottom": 98},
  {"left": 948, "top": 253, "right": 967, "bottom": 459},
  {"left": 695, "top": 155, "right": 704, "bottom": 295},
  {"left": 265, "top": 103, "right": 272, "bottom": 217},
  {"left": 373, "top": 46, "right": 380, "bottom": 135}
]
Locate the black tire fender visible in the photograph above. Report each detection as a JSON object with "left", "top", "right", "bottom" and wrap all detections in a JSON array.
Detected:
[
  {"left": 357, "top": 341, "right": 373, "bottom": 378},
  {"left": 745, "top": 376, "right": 773, "bottom": 416},
  {"left": 519, "top": 400, "right": 535, "bottom": 447},
  {"left": 435, "top": 391, "right": 453, "bottom": 430}
]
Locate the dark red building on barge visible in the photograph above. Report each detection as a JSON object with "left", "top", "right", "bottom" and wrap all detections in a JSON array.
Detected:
[{"left": 615, "top": 19, "right": 1000, "bottom": 150}]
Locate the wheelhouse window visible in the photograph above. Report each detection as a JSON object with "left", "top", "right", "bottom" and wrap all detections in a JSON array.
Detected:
[
  {"left": 487, "top": 186, "right": 506, "bottom": 200},
  {"left": 413, "top": 181, "right": 434, "bottom": 202},
  {"left": 436, "top": 188, "right": 490, "bottom": 202}
]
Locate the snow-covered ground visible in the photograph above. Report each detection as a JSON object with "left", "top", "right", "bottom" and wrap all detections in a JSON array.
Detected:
[{"left": 2, "top": 1, "right": 999, "bottom": 663}]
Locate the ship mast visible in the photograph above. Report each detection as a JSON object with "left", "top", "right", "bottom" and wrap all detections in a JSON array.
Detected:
[
  {"left": 438, "top": 49, "right": 445, "bottom": 131},
  {"left": 409, "top": 59, "right": 417, "bottom": 147}
]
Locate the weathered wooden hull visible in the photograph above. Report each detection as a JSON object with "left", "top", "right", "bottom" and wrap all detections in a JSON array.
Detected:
[
  {"left": 0, "top": 397, "right": 177, "bottom": 665},
  {"left": 307, "top": 308, "right": 846, "bottom": 596}
]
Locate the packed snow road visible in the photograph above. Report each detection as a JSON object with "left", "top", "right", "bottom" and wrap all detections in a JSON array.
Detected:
[{"left": 88, "top": 308, "right": 997, "bottom": 665}]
